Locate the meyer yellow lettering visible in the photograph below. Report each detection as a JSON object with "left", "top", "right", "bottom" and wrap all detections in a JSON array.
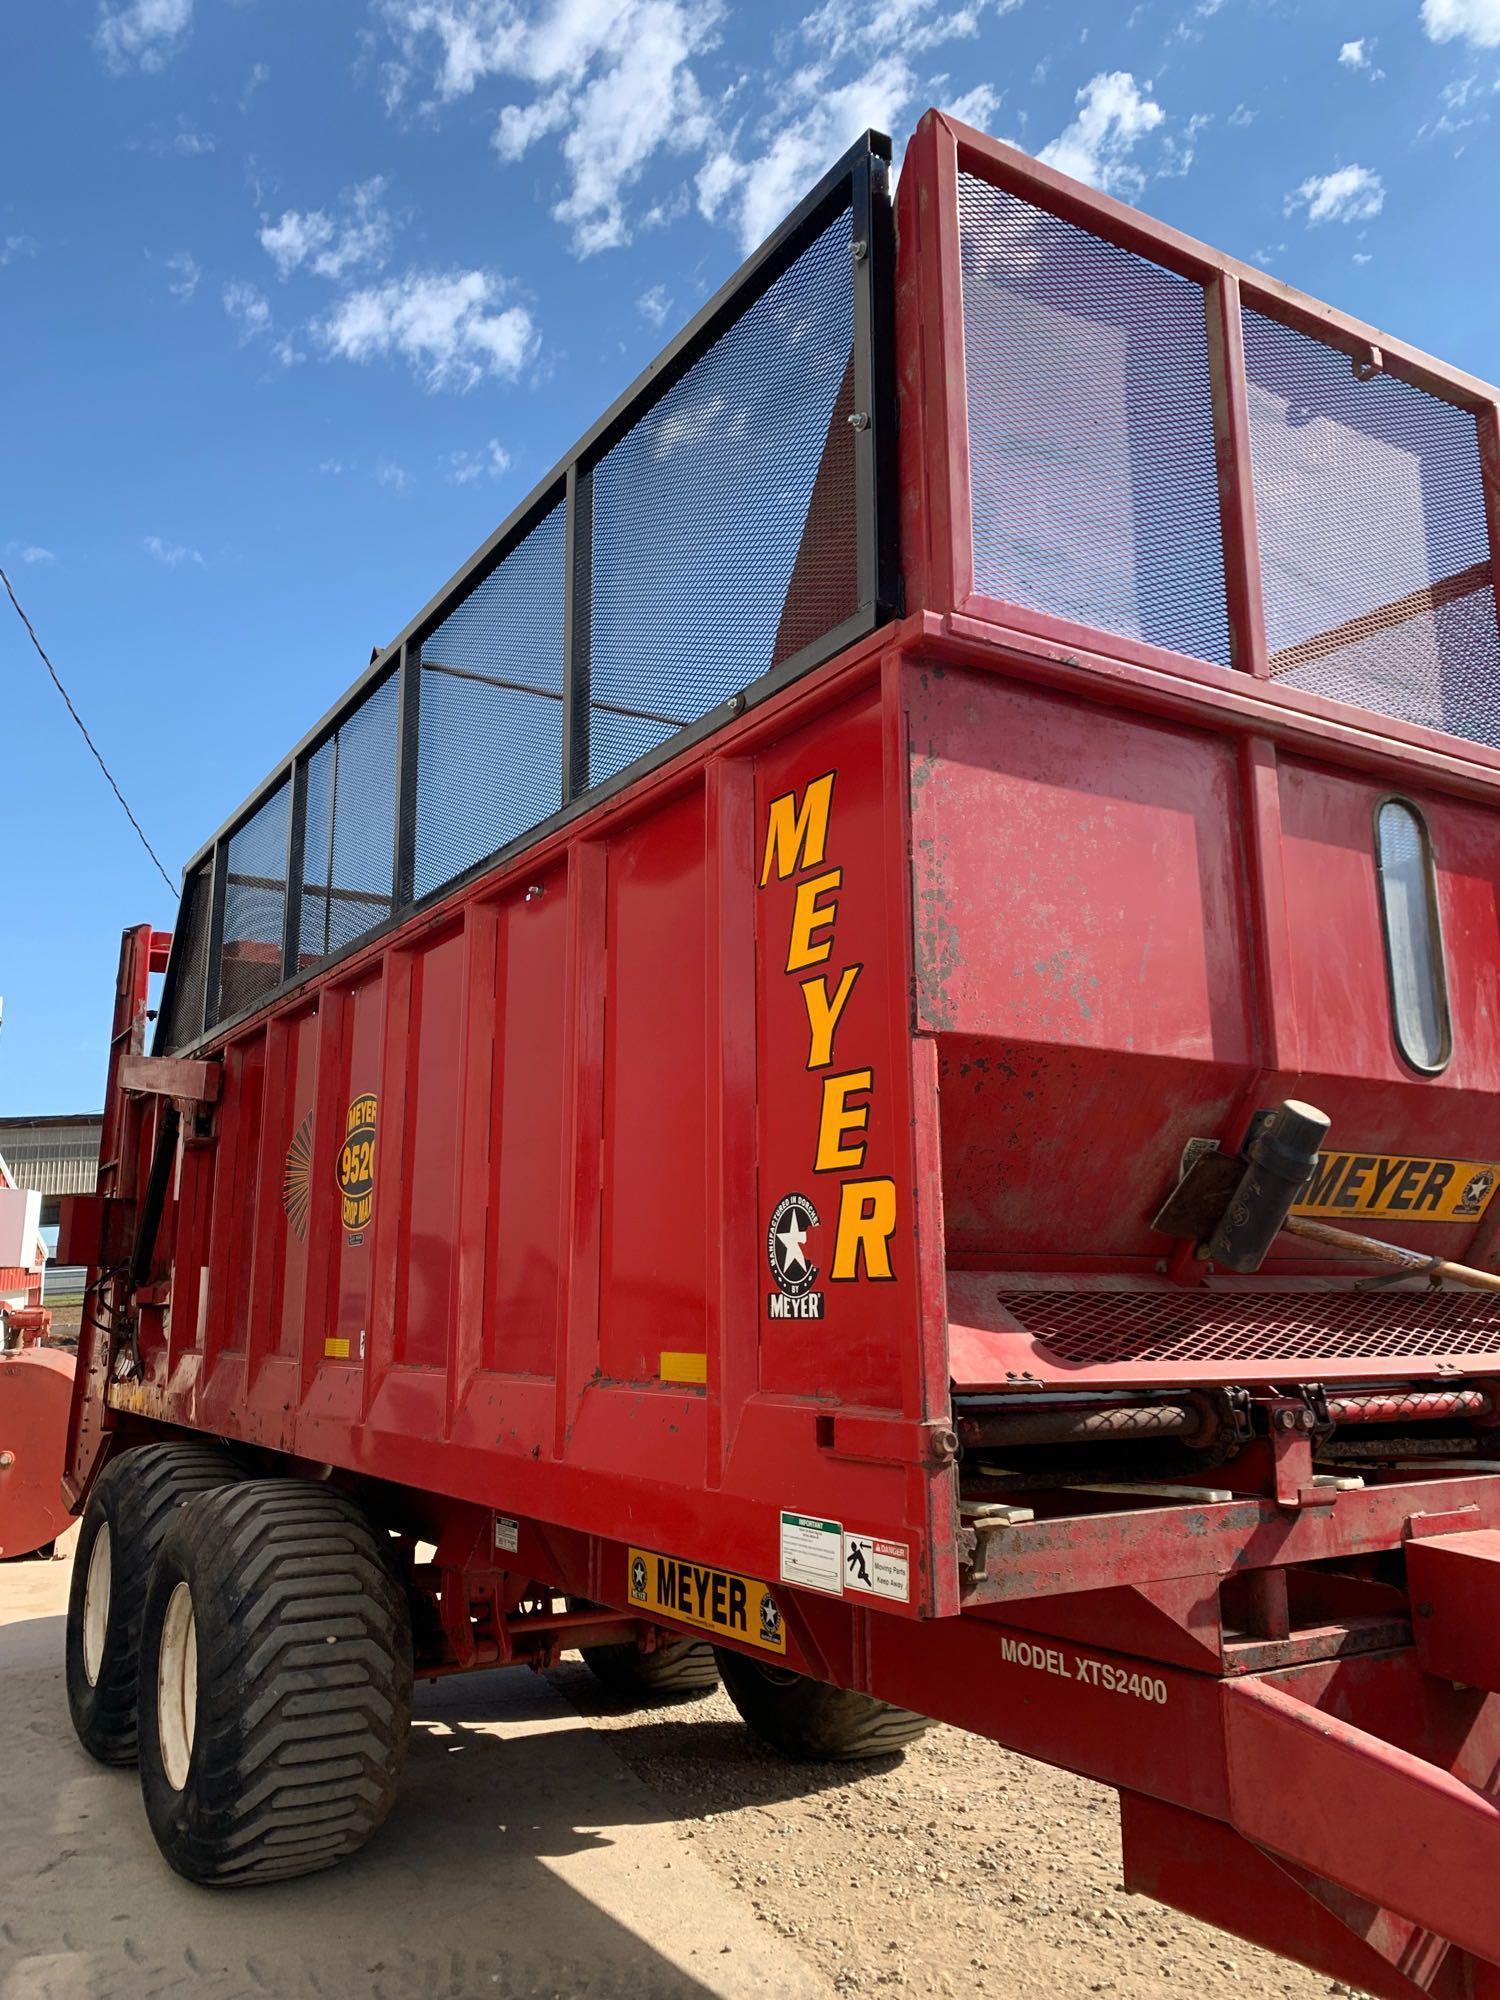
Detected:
[
  {"left": 760, "top": 773, "right": 835, "bottom": 886},
  {"left": 801, "top": 965, "right": 860, "bottom": 1069},
  {"left": 832, "top": 1177, "right": 897, "bottom": 1281},
  {"left": 815, "top": 1069, "right": 873, "bottom": 1172},
  {"left": 786, "top": 869, "right": 842, "bottom": 972}
]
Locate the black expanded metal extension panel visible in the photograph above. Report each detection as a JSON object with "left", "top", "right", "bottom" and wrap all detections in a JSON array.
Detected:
[
  {"left": 587, "top": 202, "right": 859, "bottom": 788},
  {"left": 958, "top": 171, "right": 1230, "bottom": 668},
  {"left": 1243, "top": 307, "right": 1500, "bottom": 750},
  {"left": 155, "top": 130, "right": 895, "bottom": 1055},
  {"left": 414, "top": 502, "right": 566, "bottom": 900}
]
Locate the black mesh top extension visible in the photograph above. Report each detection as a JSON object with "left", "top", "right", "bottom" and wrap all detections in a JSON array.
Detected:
[
  {"left": 588, "top": 203, "right": 858, "bottom": 788},
  {"left": 1243, "top": 308, "right": 1500, "bottom": 750},
  {"left": 957, "top": 172, "right": 1231, "bottom": 667},
  {"left": 156, "top": 860, "right": 214, "bottom": 1051},
  {"left": 219, "top": 779, "right": 290, "bottom": 1020},
  {"left": 299, "top": 675, "right": 398, "bottom": 967},
  {"left": 414, "top": 503, "right": 565, "bottom": 900},
  {"left": 154, "top": 135, "right": 886, "bottom": 1055}
]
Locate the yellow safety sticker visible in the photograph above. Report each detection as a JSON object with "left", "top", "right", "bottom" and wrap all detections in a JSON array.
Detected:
[
  {"left": 659, "top": 1350, "right": 707, "bottom": 1384},
  {"left": 627, "top": 1547, "right": 785, "bottom": 1653},
  {"left": 323, "top": 1336, "right": 351, "bottom": 1359},
  {"left": 1292, "top": 1152, "right": 1499, "bottom": 1223}
]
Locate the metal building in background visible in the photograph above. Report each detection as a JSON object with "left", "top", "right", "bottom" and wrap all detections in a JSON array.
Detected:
[{"left": 0, "top": 1114, "right": 101, "bottom": 1227}]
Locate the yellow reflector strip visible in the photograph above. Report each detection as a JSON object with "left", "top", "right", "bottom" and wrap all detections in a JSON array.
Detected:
[
  {"left": 323, "top": 1337, "right": 351, "bottom": 1360},
  {"left": 660, "top": 1350, "right": 707, "bottom": 1384}
]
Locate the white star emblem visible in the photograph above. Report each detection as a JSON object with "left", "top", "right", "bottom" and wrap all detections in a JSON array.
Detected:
[{"left": 777, "top": 1209, "right": 809, "bottom": 1274}]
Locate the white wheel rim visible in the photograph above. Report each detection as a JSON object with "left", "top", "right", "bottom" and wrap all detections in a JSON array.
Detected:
[
  {"left": 82, "top": 1522, "right": 112, "bottom": 1687},
  {"left": 157, "top": 1581, "right": 198, "bottom": 1791}
]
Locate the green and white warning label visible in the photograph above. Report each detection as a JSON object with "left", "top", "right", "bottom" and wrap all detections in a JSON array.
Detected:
[{"left": 779, "top": 1510, "right": 843, "bottom": 1592}]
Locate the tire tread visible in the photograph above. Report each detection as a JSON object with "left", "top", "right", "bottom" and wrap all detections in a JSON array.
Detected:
[{"left": 139, "top": 1481, "right": 412, "bottom": 1885}]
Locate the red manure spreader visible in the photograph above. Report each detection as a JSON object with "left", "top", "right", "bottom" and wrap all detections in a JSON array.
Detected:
[{"left": 57, "top": 111, "right": 1500, "bottom": 1992}]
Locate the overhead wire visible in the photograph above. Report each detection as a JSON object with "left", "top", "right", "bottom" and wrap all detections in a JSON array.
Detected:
[{"left": 1, "top": 563, "right": 177, "bottom": 899}]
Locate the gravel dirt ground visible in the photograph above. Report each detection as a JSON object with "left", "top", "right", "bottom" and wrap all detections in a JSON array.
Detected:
[
  {"left": 552, "top": 1663, "right": 1351, "bottom": 2000},
  {"left": 1, "top": 1543, "right": 1355, "bottom": 2000}
]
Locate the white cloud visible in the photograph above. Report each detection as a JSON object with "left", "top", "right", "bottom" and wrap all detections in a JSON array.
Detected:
[
  {"left": 795, "top": 0, "right": 1018, "bottom": 63},
  {"left": 1285, "top": 163, "right": 1385, "bottom": 225},
  {"left": 947, "top": 82, "right": 1001, "bottom": 129},
  {"left": 165, "top": 250, "right": 200, "bottom": 301},
  {"left": 96, "top": 0, "right": 193, "bottom": 73},
  {"left": 1227, "top": 102, "right": 1255, "bottom": 126},
  {"left": 1420, "top": 70, "right": 1498, "bottom": 135},
  {"left": 261, "top": 210, "right": 334, "bottom": 275},
  {"left": 379, "top": 0, "right": 721, "bottom": 255},
  {"left": 223, "top": 278, "right": 272, "bottom": 339},
  {"left": 494, "top": 89, "right": 571, "bottom": 161},
  {"left": 241, "top": 61, "right": 270, "bottom": 111},
  {"left": 143, "top": 535, "right": 203, "bottom": 568},
  {"left": 1, "top": 234, "right": 38, "bottom": 265},
  {"left": 260, "top": 179, "right": 393, "bottom": 282},
  {"left": 699, "top": 52, "right": 915, "bottom": 252},
  {"left": 636, "top": 282, "right": 671, "bottom": 327},
  {"left": 1422, "top": 0, "right": 1500, "bottom": 45},
  {"left": 7, "top": 543, "right": 58, "bottom": 566},
  {"left": 445, "top": 438, "right": 512, "bottom": 482},
  {"left": 376, "top": 459, "right": 412, "bottom": 491},
  {"left": 317, "top": 269, "right": 538, "bottom": 391},
  {"left": 1337, "top": 36, "right": 1384, "bottom": 77},
  {"left": 1037, "top": 71, "right": 1164, "bottom": 195}
]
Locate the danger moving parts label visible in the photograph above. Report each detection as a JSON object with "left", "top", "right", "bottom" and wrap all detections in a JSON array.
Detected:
[
  {"left": 628, "top": 1548, "right": 787, "bottom": 1654},
  {"left": 1291, "top": 1151, "right": 1499, "bottom": 1223},
  {"left": 778, "top": 1511, "right": 911, "bottom": 1603}
]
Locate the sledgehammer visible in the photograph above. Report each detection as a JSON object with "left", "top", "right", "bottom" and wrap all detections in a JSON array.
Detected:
[{"left": 1152, "top": 1099, "right": 1500, "bottom": 1293}]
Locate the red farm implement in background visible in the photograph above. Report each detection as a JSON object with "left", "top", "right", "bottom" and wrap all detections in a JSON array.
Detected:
[
  {"left": 0, "top": 1130, "right": 73, "bottom": 1560},
  {"left": 55, "top": 111, "right": 1500, "bottom": 1991}
]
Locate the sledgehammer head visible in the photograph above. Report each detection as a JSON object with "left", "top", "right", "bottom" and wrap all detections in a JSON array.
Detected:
[
  {"left": 1208, "top": 1100, "right": 1330, "bottom": 1272},
  {"left": 1151, "top": 1100, "right": 1330, "bottom": 1273}
]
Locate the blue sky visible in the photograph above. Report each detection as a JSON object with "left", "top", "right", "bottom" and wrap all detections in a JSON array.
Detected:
[{"left": 5, "top": 0, "right": 1500, "bottom": 1113}]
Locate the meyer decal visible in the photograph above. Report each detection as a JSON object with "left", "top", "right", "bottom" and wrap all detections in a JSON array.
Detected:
[
  {"left": 1292, "top": 1151, "right": 1499, "bottom": 1223},
  {"left": 767, "top": 1192, "right": 824, "bottom": 1318},
  {"left": 627, "top": 1547, "right": 786, "bottom": 1654},
  {"left": 759, "top": 771, "right": 898, "bottom": 1317},
  {"left": 337, "top": 1093, "right": 378, "bottom": 1237}
]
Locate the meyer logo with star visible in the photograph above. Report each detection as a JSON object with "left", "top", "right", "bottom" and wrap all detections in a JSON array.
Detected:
[{"left": 766, "top": 1193, "right": 825, "bottom": 1318}]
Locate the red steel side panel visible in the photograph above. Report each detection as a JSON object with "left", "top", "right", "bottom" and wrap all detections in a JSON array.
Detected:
[{"left": 106, "top": 657, "right": 957, "bottom": 1617}]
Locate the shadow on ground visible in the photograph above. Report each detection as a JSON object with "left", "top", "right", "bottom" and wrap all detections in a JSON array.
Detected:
[{"left": 0, "top": 1606, "right": 832, "bottom": 2000}]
